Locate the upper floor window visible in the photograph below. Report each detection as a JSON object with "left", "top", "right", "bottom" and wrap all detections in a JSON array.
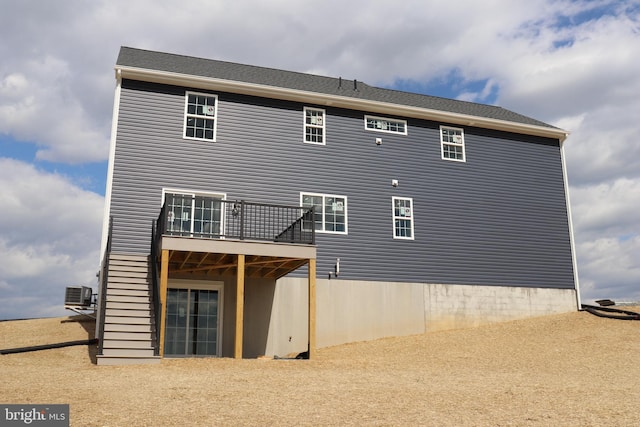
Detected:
[
  {"left": 440, "top": 126, "right": 465, "bottom": 162},
  {"left": 304, "top": 107, "right": 325, "bottom": 145},
  {"left": 184, "top": 92, "right": 218, "bottom": 141},
  {"left": 392, "top": 197, "right": 414, "bottom": 240},
  {"left": 365, "top": 115, "right": 407, "bottom": 135},
  {"left": 301, "top": 192, "right": 347, "bottom": 234}
]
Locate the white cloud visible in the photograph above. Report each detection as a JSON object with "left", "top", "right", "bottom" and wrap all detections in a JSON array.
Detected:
[
  {"left": 0, "top": 55, "right": 110, "bottom": 163},
  {"left": 0, "top": 158, "right": 103, "bottom": 319},
  {"left": 561, "top": 102, "right": 640, "bottom": 185},
  {"left": 570, "top": 178, "right": 640, "bottom": 300},
  {"left": 577, "top": 236, "right": 640, "bottom": 301},
  {"left": 498, "top": 10, "right": 640, "bottom": 122},
  {"left": 571, "top": 179, "right": 640, "bottom": 240}
]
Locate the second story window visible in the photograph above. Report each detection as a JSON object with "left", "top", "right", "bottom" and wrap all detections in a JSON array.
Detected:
[
  {"left": 440, "top": 126, "right": 465, "bottom": 162},
  {"left": 304, "top": 107, "right": 325, "bottom": 145},
  {"left": 365, "top": 115, "right": 407, "bottom": 135},
  {"left": 301, "top": 193, "right": 347, "bottom": 234},
  {"left": 184, "top": 92, "right": 218, "bottom": 141}
]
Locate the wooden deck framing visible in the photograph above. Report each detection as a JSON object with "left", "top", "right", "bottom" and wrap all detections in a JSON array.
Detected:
[{"left": 157, "top": 238, "right": 316, "bottom": 359}]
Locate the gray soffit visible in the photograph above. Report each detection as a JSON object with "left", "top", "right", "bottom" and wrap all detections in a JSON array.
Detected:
[{"left": 116, "top": 46, "right": 562, "bottom": 135}]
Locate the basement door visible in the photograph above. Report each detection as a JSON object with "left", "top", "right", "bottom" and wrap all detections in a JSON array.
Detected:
[{"left": 164, "top": 282, "right": 224, "bottom": 357}]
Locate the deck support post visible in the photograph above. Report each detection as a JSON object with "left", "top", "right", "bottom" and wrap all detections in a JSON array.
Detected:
[
  {"left": 234, "top": 254, "right": 245, "bottom": 359},
  {"left": 308, "top": 258, "right": 316, "bottom": 359},
  {"left": 159, "top": 249, "right": 169, "bottom": 357}
]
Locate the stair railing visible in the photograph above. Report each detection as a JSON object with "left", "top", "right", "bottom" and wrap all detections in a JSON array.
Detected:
[
  {"left": 150, "top": 218, "right": 162, "bottom": 356},
  {"left": 97, "top": 216, "right": 113, "bottom": 355}
]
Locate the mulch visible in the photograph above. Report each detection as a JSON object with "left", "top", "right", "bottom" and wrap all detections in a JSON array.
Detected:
[{"left": 1, "top": 307, "right": 639, "bottom": 426}]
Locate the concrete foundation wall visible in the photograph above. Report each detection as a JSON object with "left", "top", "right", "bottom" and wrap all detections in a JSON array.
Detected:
[
  {"left": 423, "top": 284, "right": 577, "bottom": 332},
  {"left": 218, "top": 276, "right": 278, "bottom": 358},
  {"left": 264, "top": 279, "right": 309, "bottom": 357},
  {"left": 316, "top": 279, "right": 426, "bottom": 348},
  {"left": 264, "top": 278, "right": 577, "bottom": 357}
]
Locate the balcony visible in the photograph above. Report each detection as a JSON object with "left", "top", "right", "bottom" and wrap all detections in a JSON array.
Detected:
[
  {"left": 150, "top": 197, "right": 319, "bottom": 359},
  {"left": 153, "top": 197, "right": 316, "bottom": 279},
  {"left": 156, "top": 197, "right": 315, "bottom": 245}
]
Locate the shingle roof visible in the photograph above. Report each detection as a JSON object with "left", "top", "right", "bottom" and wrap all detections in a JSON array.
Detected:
[{"left": 116, "top": 47, "right": 555, "bottom": 129}]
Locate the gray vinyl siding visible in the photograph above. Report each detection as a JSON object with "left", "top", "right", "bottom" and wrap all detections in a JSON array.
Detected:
[{"left": 109, "top": 79, "right": 575, "bottom": 289}]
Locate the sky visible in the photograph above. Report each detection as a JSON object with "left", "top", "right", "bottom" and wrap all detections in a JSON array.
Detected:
[{"left": 0, "top": 0, "right": 638, "bottom": 319}]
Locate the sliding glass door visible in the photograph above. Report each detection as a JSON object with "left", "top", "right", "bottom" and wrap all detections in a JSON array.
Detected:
[
  {"left": 164, "top": 287, "right": 222, "bottom": 357},
  {"left": 164, "top": 192, "right": 224, "bottom": 238}
]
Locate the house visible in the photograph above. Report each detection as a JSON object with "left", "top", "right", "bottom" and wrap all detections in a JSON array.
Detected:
[{"left": 95, "top": 46, "right": 580, "bottom": 365}]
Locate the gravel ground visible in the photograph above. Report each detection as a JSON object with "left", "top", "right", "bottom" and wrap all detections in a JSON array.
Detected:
[{"left": 1, "top": 308, "right": 639, "bottom": 426}]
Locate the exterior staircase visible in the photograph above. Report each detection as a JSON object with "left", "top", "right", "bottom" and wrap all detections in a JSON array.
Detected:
[{"left": 97, "top": 253, "right": 160, "bottom": 365}]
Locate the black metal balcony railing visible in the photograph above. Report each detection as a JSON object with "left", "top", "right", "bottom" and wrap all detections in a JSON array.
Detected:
[{"left": 154, "top": 198, "right": 315, "bottom": 246}]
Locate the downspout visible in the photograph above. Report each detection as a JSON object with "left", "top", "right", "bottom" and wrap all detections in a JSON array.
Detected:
[
  {"left": 95, "top": 69, "right": 122, "bottom": 338},
  {"left": 560, "top": 138, "right": 582, "bottom": 310},
  {"left": 1, "top": 339, "right": 99, "bottom": 355}
]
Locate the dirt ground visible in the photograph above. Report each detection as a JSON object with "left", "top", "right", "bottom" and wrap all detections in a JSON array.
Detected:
[{"left": 1, "top": 308, "right": 639, "bottom": 426}]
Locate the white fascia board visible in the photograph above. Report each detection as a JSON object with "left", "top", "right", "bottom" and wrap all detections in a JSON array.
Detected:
[
  {"left": 100, "top": 70, "right": 123, "bottom": 260},
  {"left": 117, "top": 66, "right": 569, "bottom": 142}
]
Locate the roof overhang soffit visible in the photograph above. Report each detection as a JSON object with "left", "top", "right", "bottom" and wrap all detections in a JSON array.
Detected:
[{"left": 116, "top": 66, "right": 569, "bottom": 142}]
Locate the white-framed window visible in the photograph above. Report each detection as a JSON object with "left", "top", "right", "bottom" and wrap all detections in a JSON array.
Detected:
[
  {"left": 184, "top": 91, "right": 218, "bottom": 141},
  {"left": 162, "top": 189, "right": 226, "bottom": 237},
  {"left": 300, "top": 192, "right": 347, "bottom": 234},
  {"left": 440, "top": 126, "right": 465, "bottom": 162},
  {"left": 304, "top": 107, "right": 326, "bottom": 145},
  {"left": 365, "top": 115, "right": 407, "bottom": 135},
  {"left": 392, "top": 197, "right": 414, "bottom": 240}
]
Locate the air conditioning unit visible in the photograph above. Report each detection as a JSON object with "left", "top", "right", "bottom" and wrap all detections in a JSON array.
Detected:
[{"left": 65, "top": 286, "right": 93, "bottom": 307}]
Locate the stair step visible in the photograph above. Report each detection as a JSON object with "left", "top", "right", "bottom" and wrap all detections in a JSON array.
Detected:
[
  {"left": 102, "top": 339, "right": 154, "bottom": 349},
  {"left": 103, "top": 331, "right": 155, "bottom": 341},
  {"left": 101, "top": 348, "right": 156, "bottom": 357},
  {"left": 109, "top": 253, "right": 149, "bottom": 262},
  {"left": 109, "top": 270, "right": 149, "bottom": 279},
  {"left": 107, "top": 277, "right": 150, "bottom": 286},
  {"left": 105, "top": 315, "right": 152, "bottom": 325},
  {"left": 109, "top": 264, "right": 149, "bottom": 271},
  {"left": 107, "top": 285, "right": 150, "bottom": 294},
  {"left": 107, "top": 288, "right": 150, "bottom": 297},
  {"left": 109, "top": 257, "right": 147, "bottom": 263},
  {"left": 106, "top": 294, "right": 151, "bottom": 303},
  {"left": 109, "top": 270, "right": 148, "bottom": 277},
  {"left": 106, "top": 301, "right": 151, "bottom": 311},
  {"left": 104, "top": 323, "right": 153, "bottom": 333},
  {"left": 97, "top": 355, "right": 160, "bottom": 366},
  {"left": 106, "top": 308, "right": 151, "bottom": 318},
  {"left": 108, "top": 263, "right": 148, "bottom": 272}
]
